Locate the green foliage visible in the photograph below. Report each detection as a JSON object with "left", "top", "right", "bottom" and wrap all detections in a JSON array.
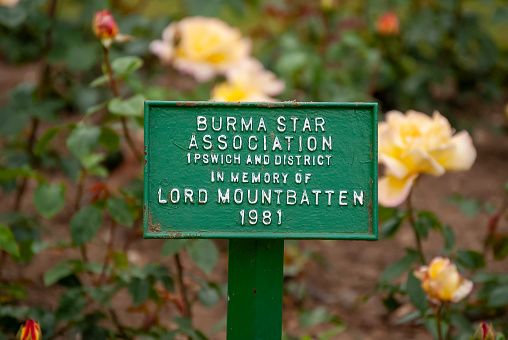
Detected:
[
  {"left": 108, "top": 94, "right": 145, "bottom": 116},
  {"left": 185, "top": 240, "right": 218, "bottom": 275},
  {"left": 0, "top": 224, "right": 19, "bottom": 257},
  {"left": 70, "top": 205, "right": 103, "bottom": 246},
  {"left": 33, "top": 183, "right": 66, "bottom": 219},
  {"left": 107, "top": 197, "right": 134, "bottom": 227},
  {"left": 1, "top": 1, "right": 507, "bottom": 339}
]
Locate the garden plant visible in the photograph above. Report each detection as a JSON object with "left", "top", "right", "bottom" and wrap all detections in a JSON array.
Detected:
[{"left": 0, "top": 0, "right": 508, "bottom": 339}]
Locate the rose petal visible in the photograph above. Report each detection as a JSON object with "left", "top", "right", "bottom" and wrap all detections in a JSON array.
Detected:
[
  {"left": 403, "top": 146, "right": 445, "bottom": 176},
  {"left": 378, "top": 173, "right": 418, "bottom": 207},
  {"left": 450, "top": 278, "right": 473, "bottom": 302},
  {"left": 379, "top": 153, "right": 409, "bottom": 179},
  {"left": 149, "top": 40, "right": 173, "bottom": 64},
  {"left": 439, "top": 131, "right": 477, "bottom": 171}
]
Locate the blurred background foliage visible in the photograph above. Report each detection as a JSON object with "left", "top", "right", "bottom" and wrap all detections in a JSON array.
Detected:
[{"left": 1, "top": 0, "right": 508, "bottom": 339}]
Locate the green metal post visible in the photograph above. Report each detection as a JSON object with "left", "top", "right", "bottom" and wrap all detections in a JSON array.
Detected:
[{"left": 227, "top": 239, "right": 284, "bottom": 340}]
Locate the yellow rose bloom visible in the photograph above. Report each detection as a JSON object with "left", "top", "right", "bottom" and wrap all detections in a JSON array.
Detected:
[
  {"left": 0, "top": 0, "right": 19, "bottom": 7},
  {"left": 150, "top": 17, "right": 251, "bottom": 82},
  {"left": 210, "top": 59, "right": 285, "bottom": 102},
  {"left": 414, "top": 257, "right": 473, "bottom": 303},
  {"left": 378, "top": 110, "right": 476, "bottom": 207}
]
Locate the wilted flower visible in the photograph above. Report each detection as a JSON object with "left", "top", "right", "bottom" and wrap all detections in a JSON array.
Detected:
[
  {"left": 0, "top": 0, "right": 19, "bottom": 7},
  {"left": 210, "top": 59, "right": 284, "bottom": 102},
  {"left": 150, "top": 16, "right": 251, "bottom": 82},
  {"left": 378, "top": 110, "right": 476, "bottom": 207},
  {"left": 414, "top": 257, "right": 473, "bottom": 303},
  {"left": 472, "top": 322, "right": 496, "bottom": 340},
  {"left": 18, "top": 319, "right": 41, "bottom": 340},
  {"left": 376, "top": 11, "right": 399, "bottom": 36}
]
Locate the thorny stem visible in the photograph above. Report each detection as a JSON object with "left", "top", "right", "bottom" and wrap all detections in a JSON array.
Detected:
[
  {"left": 99, "top": 221, "right": 117, "bottom": 284},
  {"left": 483, "top": 196, "right": 507, "bottom": 257},
  {"left": 102, "top": 46, "right": 142, "bottom": 162},
  {"left": 436, "top": 303, "right": 444, "bottom": 340},
  {"left": 14, "top": 0, "right": 58, "bottom": 211},
  {"left": 74, "top": 169, "right": 89, "bottom": 265},
  {"left": 107, "top": 307, "right": 129, "bottom": 338},
  {"left": 13, "top": 118, "right": 39, "bottom": 211},
  {"left": 407, "top": 189, "right": 426, "bottom": 264},
  {"left": 74, "top": 169, "right": 86, "bottom": 211},
  {"left": 0, "top": 251, "right": 6, "bottom": 282},
  {"left": 174, "top": 253, "right": 192, "bottom": 320}
]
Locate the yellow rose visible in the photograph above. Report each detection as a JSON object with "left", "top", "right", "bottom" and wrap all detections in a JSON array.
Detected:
[
  {"left": 210, "top": 58, "right": 285, "bottom": 102},
  {"left": 378, "top": 110, "right": 476, "bottom": 207},
  {"left": 414, "top": 257, "right": 473, "bottom": 303},
  {"left": 150, "top": 17, "right": 251, "bottom": 82},
  {"left": 0, "top": 0, "right": 19, "bottom": 7}
]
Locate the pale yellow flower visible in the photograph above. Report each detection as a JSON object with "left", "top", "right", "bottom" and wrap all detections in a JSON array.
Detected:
[
  {"left": 414, "top": 257, "right": 473, "bottom": 303},
  {"left": 210, "top": 59, "right": 284, "bottom": 102},
  {"left": 150, "top": 17, "right": 251, "bottom": 82},
  {"left": 378, "top": 110, "right": 476, "bottom": 207},
  {"left": 0, "top": 0, "right": 19, "bottom": 7}
]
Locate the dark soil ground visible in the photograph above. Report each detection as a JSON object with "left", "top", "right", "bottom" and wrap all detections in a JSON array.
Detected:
[{"left": 1, "top": 61, "right": 508, "bottom": 339}]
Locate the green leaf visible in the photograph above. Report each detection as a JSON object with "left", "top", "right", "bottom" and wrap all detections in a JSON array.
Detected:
[
  {"left": 111, "top": 56, "right": 143, "bottom": 77},
  {"left": 198, "top": 284, "right": 220, "bottom": 307},
  {"left": 84, "top": 285, "right": 118, "bottom": 307},
  {"left": 0, "top": 166, "right": 42, "bottom": 183},
  {"left": 456, "top": 250, "right": 486, "bottom": 270},
  {"left": 56, "top": 288, "right": 86, "bottom": 322},
  {"left": 424, "top": 317, "right": 449, "bottom": 340},
  {"left": 300, "top": 307, "right": 332, "bottom": 329},
  {"left": 441, "top": 225, "right": 455, "bottom": 254},
  {"left": 89, "top": 75, "right": 109, "bottom": 88},
  {"left": 379, "top": 250, "right": 418, "bottom": 283},
  {"left": 66, "top": 124, "right": 101, "bottom": 160},
  {"left": 381, "top": 209, "right": 406, "bottom": 239},
  {"left": 107, "top": 197, "right": 133, "bottom": 227},
  {"left": 0, "top": 6, "right": 26, "bottom": 28},
  {"left": 487, "top": 285, "right": 508, "bottom": 307},
  {"left": 99, "top": 126, "right": 120, "bottom": 151},
  {"left": 85, "top": 101, "right": 108, "bottom": 116},
  {"left": 406, "top": 271, "right": 428, "bottom": 313},
  {"left": 186, "top": 239, "right": 218, "bottom": 275},
  {"left": 0, "top": 223, "right": 19, "bottom": 257},
  {"left": 108, "top": 94, "right": 145, "bottom": 116},
  {"left": 128, "top": 278, "right": 149, "bottom": 306},
  {"left": 70, "top": 205, "right": 103, "bottom": 246},
  {"left": 161, "top": 239, "right": 188, "bottom": 257},
  {"left": 414, "top": 211, "right": 441, "bottom": 238},
  {"left": 492, "top": 235, "right": 508, "bottom": 260},
  {"left": 34, "top": 126, "right": 64, "bottom": 155},
  {"left": 33, "top": 182, "right": 66, "bottom": 219},
  {"left": 44, "top": 262, "right": 74, "bottom": 286}
]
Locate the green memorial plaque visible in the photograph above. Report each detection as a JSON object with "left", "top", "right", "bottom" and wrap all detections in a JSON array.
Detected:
[{"left": 143, "top": 101, "right": 378, "bottom": 240}]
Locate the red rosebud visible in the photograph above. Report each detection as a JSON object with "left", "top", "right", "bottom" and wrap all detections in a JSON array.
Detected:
[
  {"left": 93, "top": 10, "right": 118, "bottom": 40},
  {"left": 18, "top": 319, "right": 41, "bottom": 340},
  {"left": 376, "top": 11, "right": 399, "bottom": 36}
]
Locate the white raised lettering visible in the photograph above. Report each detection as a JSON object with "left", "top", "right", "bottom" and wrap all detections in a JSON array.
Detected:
[
  {"left": 158, "top": 188, "right": 167, "bottom": 204},
  {"left": 277, "top": 116, "right": 286, "bottom": 132},
  {"left": 339, "top": 191, "right": 348, "bottom": 206},
  {"left": 217, "top": 189, "right": 230, "bottom": 203},
  {"left": 354, "top": 191, "right": 364, "bottom": 206},
  {"left": 188, "top": 135, "right": 198, "bottom": 150},
  {"left": 197, "top": 116, "right": 207, "bottom": 131}
]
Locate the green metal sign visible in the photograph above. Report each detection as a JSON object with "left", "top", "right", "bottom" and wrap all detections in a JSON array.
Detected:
[{"left": 143, "top": 101, "right": 378, "bottom": 240}]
